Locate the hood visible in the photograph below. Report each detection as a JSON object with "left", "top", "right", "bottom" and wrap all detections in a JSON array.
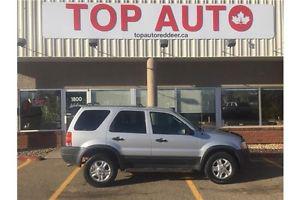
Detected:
[
  {"left": 198, "top": 128, "right": 243, "bottom": 147},
  {"left": 206, "top": 128, "right": 243, "bottom": 140}
]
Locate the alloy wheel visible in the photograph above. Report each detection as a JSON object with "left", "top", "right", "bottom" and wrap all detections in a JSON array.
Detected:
[
  {"left": 211, "top": 158, "right": 232, "bottom": 179},
  {"left": 89, "top": 160, "right": 112, "bottom": 182}
]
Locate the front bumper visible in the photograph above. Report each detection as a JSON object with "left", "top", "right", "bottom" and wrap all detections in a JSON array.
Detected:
[{"left": 61, "top": 146, "right": 82, "bottom": 166}]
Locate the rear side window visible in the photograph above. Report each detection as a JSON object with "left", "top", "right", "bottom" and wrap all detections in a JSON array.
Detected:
[
  {"left": 109, "top": 111, "right": 146, "bottom": 133},
  {"left": 74, "top": 110, "right": 110, "bottom": 131}
]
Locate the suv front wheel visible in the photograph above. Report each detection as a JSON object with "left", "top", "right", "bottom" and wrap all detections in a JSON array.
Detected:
[
  {"left": 204, "top": 152, "right": 237, "bottom": 184},
  {"left": 83, "top": 154, "right": 118, "bottom": 187}
]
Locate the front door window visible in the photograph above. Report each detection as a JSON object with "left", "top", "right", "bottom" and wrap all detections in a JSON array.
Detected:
[{"left": 150, "top": 112, "right": 193, "bottom": 135}]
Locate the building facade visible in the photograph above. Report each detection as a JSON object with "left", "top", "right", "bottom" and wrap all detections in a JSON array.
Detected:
[{"left": 17, "top": 0, "right": 283, "bottom": 149}]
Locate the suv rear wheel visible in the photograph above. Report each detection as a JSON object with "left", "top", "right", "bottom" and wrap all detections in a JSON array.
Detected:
[
  {"left": 84, "top": 154, "right": 118, "bottom": 187},
  {"left": 204, "top": 152, "right": 237, "bottom": 184}
]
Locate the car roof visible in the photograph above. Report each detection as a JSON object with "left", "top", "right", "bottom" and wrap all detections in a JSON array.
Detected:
[{"left": 79, "top": 105, "right": 175, "bottom": 113}]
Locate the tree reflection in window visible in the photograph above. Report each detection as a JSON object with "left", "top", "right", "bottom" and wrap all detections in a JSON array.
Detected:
[
  {"left": 20, "top": 90, "right": 61, "bottom": 130},
  {"left": 261, "top": 89, "right": 283, "bottom": 125}
]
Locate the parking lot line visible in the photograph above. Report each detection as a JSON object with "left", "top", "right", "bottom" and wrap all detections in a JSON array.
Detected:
[
  {"left": 18, "top": 159, "right": 31, "bottom": 170},
  {"left": 263, "top": 157, "right": 283, "bottom": 169},
  {"left": 49, "top": 167, "right": 81, "bottom": 200},
  {"left": 185, "top": 180, "right": 204, "bottom": 200}
]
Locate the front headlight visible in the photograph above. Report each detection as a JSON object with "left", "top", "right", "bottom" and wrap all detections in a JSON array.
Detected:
[{"left": 240, "top": 141, "right": 248, "bottom": 150}]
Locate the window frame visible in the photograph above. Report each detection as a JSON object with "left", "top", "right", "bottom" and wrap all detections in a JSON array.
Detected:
[
  {"left": 109, "top": 110, "right": 147, "bottom": 134},
  {"left": 18, "top": 86, "right": 283, "bottom": 132},
  {"left": 149, "top": 111, "right": 195, "bottom": 135}
]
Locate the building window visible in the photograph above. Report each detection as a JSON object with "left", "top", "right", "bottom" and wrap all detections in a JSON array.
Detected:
[
  {"left": 91, "top": 90, "right": 131, "bottom": 106},
  {"left": 177, "top": 88, "right": 215, "bottom": 127},
  {"left": 66, "top": 91, "right": 87, "bottom": 129},
  {"left": 222, "top": 89, "right": 259, "bottom": 126},
  {"left": 19, "top": 90, "right": 61, "bottom": 130},
  {"left": 66, "top": 91, "right": 87, "bottom": 113},
  {"left": 136, "top": 89, "right": 175, "bottom": 109},
  {"left": 261, "top": 89, "right": 283, "bottom": 125}
]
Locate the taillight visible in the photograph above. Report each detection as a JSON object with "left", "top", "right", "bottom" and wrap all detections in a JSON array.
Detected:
[{"left": 66, "top": 132, "right": 72, "bottom": 146}]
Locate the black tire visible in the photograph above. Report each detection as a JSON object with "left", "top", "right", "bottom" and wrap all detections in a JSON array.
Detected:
[
  {"left": 204, "top": 152, "right": 237, "bottom": 184},
  {"left": 83, "top": 154, "right": 118, "bottom": 187}
]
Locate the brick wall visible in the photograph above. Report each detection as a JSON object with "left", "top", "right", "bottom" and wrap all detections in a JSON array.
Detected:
[
  {"left": 221, "top": 127, "right": 283, "bottom": 144},
  {"left": 18, "top": 131, "right": 63, "bottom": 150}
]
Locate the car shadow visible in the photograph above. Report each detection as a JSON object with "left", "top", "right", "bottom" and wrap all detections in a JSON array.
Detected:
[{"left": 112, "top": 156, "right": 283, "bottom": 186}]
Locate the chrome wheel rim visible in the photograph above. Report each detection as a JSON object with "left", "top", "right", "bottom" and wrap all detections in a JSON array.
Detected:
[
  {"left": 89, "top": 160, "right": 111, "bottom": 182},
  {"left": 211, "top": 158, "right": 232, "bottom": 179}
]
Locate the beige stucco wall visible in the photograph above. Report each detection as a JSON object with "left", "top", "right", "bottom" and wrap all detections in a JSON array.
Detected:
[
  {"left": 18, "top": 74, "right": 36, "bottom": 89},
  {"left": 18, "top": 57, "right": 283, "bottom": 89}
]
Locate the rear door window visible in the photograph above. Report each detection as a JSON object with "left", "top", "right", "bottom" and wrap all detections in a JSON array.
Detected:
[
  {"left": 109, "top": 111, "right": 146, "bottom": 133},
  {"left": 74, "top": 110, "right": 110, "bottom": 131}
]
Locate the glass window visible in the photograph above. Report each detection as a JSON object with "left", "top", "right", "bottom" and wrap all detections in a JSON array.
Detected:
[
  {"left": 74, "top": 110, "right": 110, "bottom": 131},
  {"left": 261, "top": 89, "right": 283, "bottom": 125},
  {"left": 157, "top": 90, "right": 175, "bottom": 109},
  {"left": 66, "top": 91, "right": 87, "bottom": 129},
  {"left": 178, "top": 89, "right": 215, "bottom": 127},
  {"left": 136, "top": 90, "right": 147, "bottom": 106},
  {"left": 66, "top": 91, "right": 87, "bottom": 113},
  {"left": 91, "top": 90, "right": 131, "bottom": 106},
  {"left": 19, "top": 90, "right": 61, "bottom": 130},
  {"left": 136, "top": 89, "right": 175, "bottom": 109},
  {"left": 110, "top": 111, "right": 146, "bottom": 133},
  {"left": 150, "top": 112, "right": 193, "bottom": 135},
  {"left": 222, "top": 89, "right": 259, "bottom": 126}
]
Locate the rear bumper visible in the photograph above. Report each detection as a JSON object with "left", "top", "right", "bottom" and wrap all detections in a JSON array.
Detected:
[{"left": 61, "top": 146, "right": 82, "bottom": 166}]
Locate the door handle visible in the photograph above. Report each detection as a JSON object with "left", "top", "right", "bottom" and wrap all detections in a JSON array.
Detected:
[
  {"left": 155, "top": 138, "right": 168, "bottom": 143},
  {"left": 112, "top": 136, "right": 125, "bottom": 141}
]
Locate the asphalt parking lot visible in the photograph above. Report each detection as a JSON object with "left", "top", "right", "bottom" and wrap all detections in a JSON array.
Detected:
[{"left": 18, "top": 154, "right": 283, "bottom": 200}]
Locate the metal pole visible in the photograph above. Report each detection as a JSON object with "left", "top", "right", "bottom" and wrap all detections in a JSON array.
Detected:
[{"left": 147, "top": 57, "right": 157, "bottom": 107}]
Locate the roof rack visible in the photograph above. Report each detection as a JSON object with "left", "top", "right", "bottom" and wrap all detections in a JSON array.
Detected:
[
  {"left": 86, "top": 103, "right": 100, "bottom": 106},
  {"left": 83, "top": 104, "right": 145, "bottom": 108}
]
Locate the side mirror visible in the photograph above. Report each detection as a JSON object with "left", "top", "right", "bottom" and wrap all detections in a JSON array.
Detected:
[{"left": 186, "top": 128, "right": 195, "bottom": 135}]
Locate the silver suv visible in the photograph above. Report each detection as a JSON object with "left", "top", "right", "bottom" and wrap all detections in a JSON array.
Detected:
[{"left": 61, "top": 106, "right": 248, "bottom": 187}]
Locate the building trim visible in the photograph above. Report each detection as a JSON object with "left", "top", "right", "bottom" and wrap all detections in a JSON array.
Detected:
[{"left": 17, "top": 56, "right": 283, "bottom": 63}]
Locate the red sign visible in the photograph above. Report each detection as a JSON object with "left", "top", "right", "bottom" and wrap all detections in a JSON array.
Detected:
[
  {"left": 229, "top": 5, "right": 253, "bottom": 32},
  {"left": 42, "top": 3, "right": 275, "bottom": 39}
]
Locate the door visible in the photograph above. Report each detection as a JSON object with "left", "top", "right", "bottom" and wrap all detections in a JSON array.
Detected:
[
  {"left": 65, "top": 91, "right": 87, "bottom": 129},
  {"left": 149, "top": 111, "right": 201, "bottom": 160},
  {"left": 106, "top": 110, "right": 151, "bottom": 158}
]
